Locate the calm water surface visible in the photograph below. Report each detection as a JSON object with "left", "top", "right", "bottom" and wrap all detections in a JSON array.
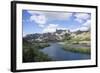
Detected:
[{"left": 40, "top": 43, "right": 90, "bottom": 61}]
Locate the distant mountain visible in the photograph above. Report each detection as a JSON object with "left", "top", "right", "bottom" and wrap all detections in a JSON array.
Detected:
[{"left": 23, "top": 29, "right": 90, "bottom": 42}]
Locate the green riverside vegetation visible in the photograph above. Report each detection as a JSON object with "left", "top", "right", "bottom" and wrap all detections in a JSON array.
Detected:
[
  {"left": 60, "top": 31, "right": 91, "bottom": 54},
  {"left": 62, "top": 44, "right": 91, "bottom": 54},
  {"left": 23, "top": 39, "right": 52, "bottom": 62},
  {"left": 23, "top": 30, "right": 91, "bottom": 62}
]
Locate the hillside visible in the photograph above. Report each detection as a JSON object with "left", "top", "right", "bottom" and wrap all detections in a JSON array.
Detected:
[{"left": 70, "top": 31, "right": 90, "bottom": 44}]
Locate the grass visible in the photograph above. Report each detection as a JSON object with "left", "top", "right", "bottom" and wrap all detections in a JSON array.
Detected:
[
  {"left": 61, "top": 43, "right": 91, "bottom": 54},
  {"left": 32, "top": 43, "right": 50, "bottom": 49},
  {"left": 60, "top": 31, "right": 91, "bottom": 54},
  {"left": 23, "top": 40, "right": 52, "bottom": 62},
  {"left": 23, "top": 47, "right": 52, "bottom": 62}
]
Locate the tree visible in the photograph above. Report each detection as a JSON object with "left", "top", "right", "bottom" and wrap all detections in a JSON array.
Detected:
[{"left": 63, "top": 33, "right": 71, "bottom": 40}]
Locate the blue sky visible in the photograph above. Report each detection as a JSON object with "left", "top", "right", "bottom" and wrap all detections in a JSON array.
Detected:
[{"left": 22, "top": 10, "right": 91, "bottom": 36}]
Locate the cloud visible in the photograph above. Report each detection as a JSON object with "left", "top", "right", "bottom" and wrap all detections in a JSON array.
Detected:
[
  {"left": 28, "top": 10, "right": 73, "bottom": 20},
  {"left": 74, "top": 18, "right": 84, "bottom": 23},
  {"left": 74, "top": 13, "right": 91, "bottom": 23},
  {"left": 27, "top": 10, "right": 74, "bottom": 28},
  {"left": 74, "top": 13, "right": 90, "bottom": 20},
  {"left": 71, "top": 26, "right": 88, "bottom": 32},
  {"left": 57, "top": 27, "right": 68, "bottom": 30},
  {"left": 27, "top": 11, "right": 46, "bottom": 27},
  {"left": 27, "top": 11, "right": 41, "bottom": 14},
  {"left": 27, "top": 10, "right": 91, "bottom": 32},
  {"left": 82, "top": 20, "right": 91, "bottom": 27},
  {"left": 43, "top": 24, "right": 68, "bottom": 33},
  {"left": 45, "top": 12, "right": 73, "bottom": 20},
  {"left": 43, "top": 24, "right": 59, "bottom": 33},
  {"left": 79, "top": 27, "right": 88, "bottom": 31},
  {"left": 30, "top": 15, "right": 46, "bottom": 27},
  {"left": 71, "top": 19, "right": 91, "bottom": 32}
]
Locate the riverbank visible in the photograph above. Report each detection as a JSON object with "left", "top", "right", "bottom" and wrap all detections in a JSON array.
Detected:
[
  {"left": 40, "top": 43, "right": 90, "bottom": 60},
  {"left": 32, "top": 43, "right": 50, "bottom": 49},
  {"left": 23, "top": 40, "right": 52, "bottom": 62},
  {"left": 59, "top": 42, "right": 91, "bottom": 54}
]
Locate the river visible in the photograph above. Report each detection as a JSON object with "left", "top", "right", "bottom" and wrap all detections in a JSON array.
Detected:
[{"left": 40, "top": 43, "right": 90, "bottom": 61}]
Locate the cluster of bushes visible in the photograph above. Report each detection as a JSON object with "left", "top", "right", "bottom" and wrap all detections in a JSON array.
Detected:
[
  {"left": 31, "top": 43, "right": 50, "bottom": 49},
  {"left": 23, "top": 47, "right": 52, "bottom": 62},
  {"left": 23, "top": 39, "right": 51, "bottom": 62},
  {"left": 62, "top": 44, "right": 90, "bottom": 54}
]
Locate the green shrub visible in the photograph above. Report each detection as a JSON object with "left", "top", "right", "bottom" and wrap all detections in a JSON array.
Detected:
[{"left": 23, "top": 41, "right": 51, "bottom": 62}]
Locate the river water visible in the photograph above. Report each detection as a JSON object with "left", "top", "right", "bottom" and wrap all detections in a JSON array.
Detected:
[{"left": 40, "top": 43, "right": 90, "bottom": 61}]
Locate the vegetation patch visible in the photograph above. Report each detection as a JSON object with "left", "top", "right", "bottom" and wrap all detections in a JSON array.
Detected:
[
  {"left": 23, "top": 39, "right": 52, "bottom": 62},
  {"left": 62, "top": 44, "right": 91, "bottom": 54}
]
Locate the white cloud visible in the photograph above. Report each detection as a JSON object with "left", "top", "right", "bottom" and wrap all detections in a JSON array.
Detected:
[
  {"left": 43, "top": 24, "right": 59, "bottom": 33},
  {"left": 30, "top": 15, "right": 46, "bottom": 27},
  {"left": 74, "top": 18, "right": 84, "bottom": 23},
  {"left": 74, "top": 13, "right": 90, "bottom": 20},
  {"left": 27, "top": 11, "right": 46, "bottom": 27},
  {"left": 71, "top": 19, "right": 91, "bottom": 32},
  {"left": 27, "top": 11, "right": 43, "bottom": 15},
  {"left": 45, "top": 12, "right": 73, "bottom": 20},
  {"left": 79, "top": 27, "right": 88, "bottom": 31},
  {"left": 57, "top": 27, "right": 68, "bottom": 30},
  {"left": 43, "top": 24, "right": 68, "bottom": 33},
  {"left": 82, "top": 20, "right": 91, "bottom": 27},
  {"left": 74, "top": 13, "right": 91, "bottom": 24},
  {"left": 71, "top": 26, "right": 88, "bottom": 32},
  {"left": 27, "top": 10, "right": 91, "bottom": 31},
  {"left": 27, "top": 10, "right": 74, "bottom": 28},
  {"left": 28, "top": 10, "right": 73, "bottom": 20}
]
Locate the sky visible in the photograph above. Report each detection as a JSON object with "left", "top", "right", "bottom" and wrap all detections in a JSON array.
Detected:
[{"left": 22, "top": 10, "right": 91, "bottom": 36}]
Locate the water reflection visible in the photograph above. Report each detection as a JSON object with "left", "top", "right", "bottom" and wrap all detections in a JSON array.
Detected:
[{"left": 40, "top": 43, "right": 90, "bottom": 61}]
